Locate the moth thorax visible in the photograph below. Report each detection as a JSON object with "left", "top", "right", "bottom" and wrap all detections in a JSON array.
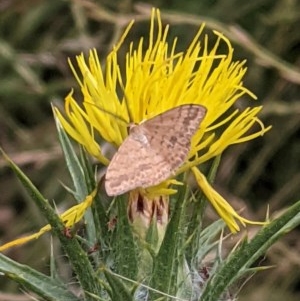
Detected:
[{"left": 129, "top": 124, "right": 149, "bottom": 146}]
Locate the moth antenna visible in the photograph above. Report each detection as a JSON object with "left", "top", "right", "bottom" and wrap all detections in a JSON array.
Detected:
[
  {"left": 83, "top": 101, "right": 129, "bottom": 127},
  {"left": 120, "top": 83, "right": 134, "bottom": 124}
]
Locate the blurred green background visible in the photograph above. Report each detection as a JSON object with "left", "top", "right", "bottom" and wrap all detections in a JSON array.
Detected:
[{"left": 0, "top": 0, "right": 300, "bottom": 300}]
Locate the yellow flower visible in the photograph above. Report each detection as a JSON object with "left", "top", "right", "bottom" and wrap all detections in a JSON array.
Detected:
[
  {"left": 53, "top": 8, "right": 270, "bottom": 233},
  {"left": 0, "top": 9, "right": 271, "bottom": 253}
]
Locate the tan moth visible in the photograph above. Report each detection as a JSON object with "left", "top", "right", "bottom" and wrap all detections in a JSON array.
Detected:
[{"left": 105, "top": 104, "right": 207, "bottom": 196}]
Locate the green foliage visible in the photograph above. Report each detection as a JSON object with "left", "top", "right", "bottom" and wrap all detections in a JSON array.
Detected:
[
  {"left": 0, "top": 123, "right": 300, "bottom": 300},
  {"left": 0, "top": 252, "right": 80, "bottom": 301}
]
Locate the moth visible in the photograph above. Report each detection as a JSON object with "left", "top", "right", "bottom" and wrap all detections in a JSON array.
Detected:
[{"left": 105, "top": 104, "right": 207, "bottom": 196}]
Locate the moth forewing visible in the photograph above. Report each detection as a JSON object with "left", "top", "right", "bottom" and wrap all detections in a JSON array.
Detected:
[{"left": 105, "top": 104, "right": 207, "bottom": 196}]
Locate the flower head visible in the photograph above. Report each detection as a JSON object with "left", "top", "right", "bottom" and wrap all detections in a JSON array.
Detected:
[{"left": 54, "top": 8, "right": 270, "bottom": 232}]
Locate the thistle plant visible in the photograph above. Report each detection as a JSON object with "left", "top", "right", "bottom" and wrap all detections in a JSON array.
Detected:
[{"left": 1, "top": 8, "right": 300, "bottom": 301}]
